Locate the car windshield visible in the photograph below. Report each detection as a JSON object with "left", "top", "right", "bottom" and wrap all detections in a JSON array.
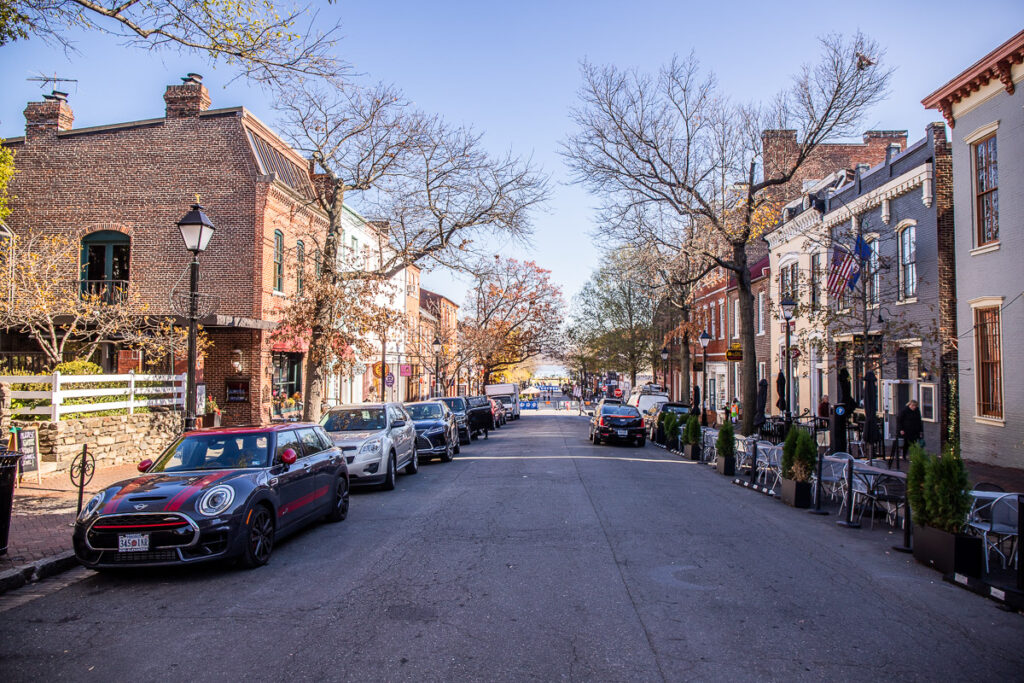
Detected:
[
  {"left": 407, "top": 403, "right": 443, "bottom": 420},
  {"left": 439, "top": 398, "right": 467, "bottom": 412},
  {"left": 321, "top": 408, "right": 386, "bottom": 432},
  {"left": 151, "top": 433, "right": 270, "bottom": 471},
  {"left": 666, "top": 405, "right": 690, "bottom": 414},
  {"left": 496, "top": 395, "right": 513, "bottom": 404},
  {"left": 602, "top": 405, "right": 640, "bottom": 416}
]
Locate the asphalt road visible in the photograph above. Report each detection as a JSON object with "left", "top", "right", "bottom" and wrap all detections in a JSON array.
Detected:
[{"left": 1, "top": 413, "right": 1022, "bottom": 681}]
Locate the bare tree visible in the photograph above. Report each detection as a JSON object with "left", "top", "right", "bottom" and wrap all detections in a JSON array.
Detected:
[
  {"left": 563, "top": 33, "right": 892, "bottom": 434},
  {"left": 5, "top": 0, "right": 344, "bottom": 83}
]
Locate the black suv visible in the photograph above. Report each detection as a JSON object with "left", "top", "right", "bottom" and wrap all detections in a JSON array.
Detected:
[
  {"left": 437, "top": 396, "right": 471, "bottom": 445},
  {"left": 589, "top": 401, "right": 645, "bottom": 447}
]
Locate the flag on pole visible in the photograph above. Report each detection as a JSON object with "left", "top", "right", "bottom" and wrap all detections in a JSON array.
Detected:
[
  {"left": 827, "top": 249, "right": 857, "bottom": 299},
  {"left": 854, "top": 235, "right": 872, "bottom": 261}
]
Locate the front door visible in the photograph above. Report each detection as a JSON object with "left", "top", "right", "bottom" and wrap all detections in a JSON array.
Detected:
[
  {"left": 296, "top": 427, "right": 335, "bottom": 513},
  {"left": 272, "top": 430, "right": 315, "bottom": 531}
]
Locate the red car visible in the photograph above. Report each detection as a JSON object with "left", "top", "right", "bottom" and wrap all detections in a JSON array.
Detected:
[{"left": 489, "top": 398, "right": 507, "bottom": 427}]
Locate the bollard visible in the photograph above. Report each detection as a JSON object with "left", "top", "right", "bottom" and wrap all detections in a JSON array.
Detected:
[
  {"left": 809, "top": 451, "right": 829, "bottom": 516},
  {"left": 836, "top": 456, "right": 860, "bottom": 528},
  {"left": 892, "top": 492, "right": 912, "bottom": 553},
  {"left": 748, "top": 440, "right": 758, "bottom": 486}
]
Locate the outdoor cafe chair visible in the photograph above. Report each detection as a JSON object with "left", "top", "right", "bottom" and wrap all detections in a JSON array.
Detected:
[
  {"left": 813, "top": 455, "right": 848, "bottom": 506},
  {"left": 759, "top": 444, "right": 784, "bottom": 491},
  {"left": 702, "top": 428, "right": 718, "bottom": 463},
  {"left": 967, "top": 493, "right": 1019, "bottom": 573}
]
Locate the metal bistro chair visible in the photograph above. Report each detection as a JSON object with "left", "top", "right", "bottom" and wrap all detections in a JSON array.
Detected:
[
  {"left": 735, "top": 436, "right": 754, "bottom": 473},
  {"left": 759, "top": 444, "right": 784, "bottom": 492},
  {"left": 702, "top": 428, "right": 718, "bottom": 463},
  {"left": 968, "top": 493, "right": 1020, "bottom": 573},
  {"left": 813, "top": 455, "right": 849, "bottom": 507}
]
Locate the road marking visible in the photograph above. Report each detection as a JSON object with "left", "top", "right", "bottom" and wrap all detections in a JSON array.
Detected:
[
  {"left": 456, "top": 455, "right": 697, "bottom": 464},
  {"left": 0, "top": 567, "right": 91, "bottom": 614}
]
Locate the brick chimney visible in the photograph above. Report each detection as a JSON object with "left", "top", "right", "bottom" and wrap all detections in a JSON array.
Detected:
[
  {"left": 24, "top": 91, "right": 74, "bottom": 140},
  {"left": 164, "top": 73, "right": 211, "bottom": 119}
]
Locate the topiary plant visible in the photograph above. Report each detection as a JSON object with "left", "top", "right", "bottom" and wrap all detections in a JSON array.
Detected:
[
  {"left": 923, "top": 443, "right": 972, "bottom": 534},
  {"left": 716, "top": 419, "right": 735, "bottom": 459},
  {"left": 906, "top": 442, "right": 930, "bottom": 527},
  {"left": 684, "top": 415, "right": 700, "bottom": 445},
  {"left": 663, "top": 412, "right": 679, "bottom": 444},
  {"left": 780, "top": 427, "right": 800, "bottom": 479},
  {"left": 791, "top": 430, "right": 817, "bottom": 483}
]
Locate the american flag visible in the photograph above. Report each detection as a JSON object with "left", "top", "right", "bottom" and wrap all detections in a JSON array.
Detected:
[{"left": 827, "top": 249, "right": 859, "bottom": 299}]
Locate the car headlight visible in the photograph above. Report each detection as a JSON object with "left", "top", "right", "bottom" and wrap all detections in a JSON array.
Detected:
[
  {"left": 197, "top": 485, "right": 235, "bottom": 517},
  {"left": 79, "top": 493, "right": 104, "bottom": 521},
  {"left": 359, "top": 439, "right": 382, "bottom": 456}
]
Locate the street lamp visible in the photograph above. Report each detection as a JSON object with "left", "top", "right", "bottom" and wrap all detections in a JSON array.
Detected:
[
  {"left": 699, "top": 330, "right": 711, "bottom": 427},
  {"left": 660, "top": 346, "right": 669, "bottom": 393},
  {"left": 780, "top": 296, "right": 797, "bottom": 432},
  {"left": 432, "top": 337, "right": 441, "bottom": 398},
  {"left": 176, "top": 202, "right": 215, "bottom": 432}
]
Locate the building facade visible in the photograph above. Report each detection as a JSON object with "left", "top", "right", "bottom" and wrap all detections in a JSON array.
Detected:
[{"left": 923, "top": 30, "right": 1024, "bottom": 467}]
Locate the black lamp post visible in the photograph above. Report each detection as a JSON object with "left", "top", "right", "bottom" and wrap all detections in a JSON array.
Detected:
[
  {"left": 432, "top": 337, "right": 441, "bottom": 398},
  {"left": 176, "top": 203, "right": 215, "bottom": 432},
  {"left": 660, "top": 346, "right": 669, "bottom": 394},
  {"left": 781, "top": 296, "right": 797, "bottom": 433},
  {"left": 699, "top": 330, "right": 711, "bottom": 427}
]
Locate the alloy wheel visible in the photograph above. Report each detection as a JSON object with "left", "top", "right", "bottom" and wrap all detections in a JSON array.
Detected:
[{"left": 249, "top": 507, "right": 274, "bottom": 564}]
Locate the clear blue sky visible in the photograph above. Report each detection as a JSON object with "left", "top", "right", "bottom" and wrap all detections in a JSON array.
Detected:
[{"left": 2, "top": 2, "right": 1021, "bottom": 305}]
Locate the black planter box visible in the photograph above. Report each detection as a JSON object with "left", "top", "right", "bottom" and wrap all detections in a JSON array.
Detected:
[
  {"left": 716, "top": 455, "right": 735, "bottom": 476},
  {"left": 780, "top": 477, "right": 812, "bottom": 508},
  {"left": 685, "top": 443, "right": 701, "bottom": 461},
  {"left": 200, "top": 413, "right": 222, "bottom": 428},
  {"left": 912, "top": 524, "right": 984, "bottom": 578}
]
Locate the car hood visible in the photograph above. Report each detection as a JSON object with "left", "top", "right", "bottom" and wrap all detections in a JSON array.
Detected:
[
  {"left": 413, "top": 419, "right": 445, "bottom": 431},
  {"left": 98, "top": 470, "right": 256, "bottom": 515},
  {"left": 327, "top": 430, "right": 384, "bottom": 447}
]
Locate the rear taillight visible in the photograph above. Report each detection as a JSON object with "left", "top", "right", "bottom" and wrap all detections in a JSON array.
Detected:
[{"left": 599, "top": 417, "right": 605, "bottom": 427}]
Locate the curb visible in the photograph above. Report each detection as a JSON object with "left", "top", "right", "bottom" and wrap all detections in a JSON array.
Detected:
[{"left": 0, "top": 551, "right": 79, "bottom": 596}]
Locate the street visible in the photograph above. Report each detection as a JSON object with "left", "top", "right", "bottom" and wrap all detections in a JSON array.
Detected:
[{"left": 1, "top": 413, "right": 1022, "bottom": 681}]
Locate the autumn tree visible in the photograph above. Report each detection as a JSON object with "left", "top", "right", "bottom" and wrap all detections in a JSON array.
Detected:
[
  {"left": 461, "top": 257, "right": 564, "bottom": 385},
  {"left": 275, "top": 79, "right": 548, "bottom": 420},
  {"left": 564, "top": 34, "right": 892, "bottom": 434},
  {"left": 2, "top": 0, "right": 343, "bottom": 83}
]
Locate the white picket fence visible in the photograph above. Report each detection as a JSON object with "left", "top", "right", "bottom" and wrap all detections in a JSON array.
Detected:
[{"left": 6, "top": 371, "right": 186, "bottom": 420}]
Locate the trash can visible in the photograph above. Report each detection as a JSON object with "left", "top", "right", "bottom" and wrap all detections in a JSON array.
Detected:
[{"left": 0, "top": 450, "right": 24, "bottom": 555}]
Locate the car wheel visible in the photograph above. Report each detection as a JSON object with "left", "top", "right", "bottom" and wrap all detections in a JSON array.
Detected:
[
  {"left": 441, "top": 437, "right": 454, "bottom": 462},
  {"left": 381, "top": 452, "right": 397, "bottom": 491},
  {"left": 325, "top": 476, "right": 349, "bottom": 523},
  {"left": 239, "top": 504, "right": 274, "bottom": 568},
  {"left": 404, "top": 447, "right": 419, "bottom": 475}
]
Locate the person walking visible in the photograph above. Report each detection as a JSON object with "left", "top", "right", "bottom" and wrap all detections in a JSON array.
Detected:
[
  {"left": 817, "top": 395, "right": 830, "bottom": 418},
  {"left": 897, "top": 399, "right": 924, "bottom": 460}
]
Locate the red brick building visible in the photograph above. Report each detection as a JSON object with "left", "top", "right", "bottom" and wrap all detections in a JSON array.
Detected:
[{"left": 3, "top": 75, "right": 329, "bottom": 425}]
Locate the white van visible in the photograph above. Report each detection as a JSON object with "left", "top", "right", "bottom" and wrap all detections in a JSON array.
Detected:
[{"left": 627, "top": 389, "right": 669, "bottom": 416}]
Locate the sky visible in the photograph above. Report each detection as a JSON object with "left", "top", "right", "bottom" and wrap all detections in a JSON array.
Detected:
[{"left": 2, "top": 1, "right": 1022, "bottom": 307}]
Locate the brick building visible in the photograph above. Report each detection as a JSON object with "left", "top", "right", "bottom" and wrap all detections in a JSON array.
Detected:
[
  {"left": 418, "top": 288, "right": 460, "bottom": 398},
  {"left": 3, "top": 75, "right": 331, "bottom": 425}
]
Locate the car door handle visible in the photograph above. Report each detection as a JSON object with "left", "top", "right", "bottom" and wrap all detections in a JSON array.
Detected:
[{"left": 302, "top": 461, "right": 311, "bottom": 469}]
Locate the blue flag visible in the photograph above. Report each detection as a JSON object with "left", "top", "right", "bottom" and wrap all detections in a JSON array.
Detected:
[{"left": 854, "top": 235, "right": 872, "bottom": 261}]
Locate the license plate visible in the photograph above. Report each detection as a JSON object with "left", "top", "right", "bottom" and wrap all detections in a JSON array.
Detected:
[
  {"left": 617, "top": 429, "right": 627, "bottom": 437},
  {"left": 118, "top": 533, "right": 149, "bottom": 552}
]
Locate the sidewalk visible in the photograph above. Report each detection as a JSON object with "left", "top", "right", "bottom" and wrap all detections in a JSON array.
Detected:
[{"left": 1, "top": 461, "right": 139, "bottom": 575}]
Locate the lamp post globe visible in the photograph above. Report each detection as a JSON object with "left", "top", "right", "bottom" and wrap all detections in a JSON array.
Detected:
[
  {"left": 176, "top": 202, "right": 216, "bottom": 432},
  {"left": 780, "top": 296, "right": 796, "bottom": 432}
]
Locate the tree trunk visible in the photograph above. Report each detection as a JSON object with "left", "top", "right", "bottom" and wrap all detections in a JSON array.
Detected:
[
  {"left": 380, "top": 331, "right": 387, "bottom": 401},
  {"left": 734, "top": 243, "right": 757, "bottom": 436},
  {"left": 679, "top": 331, "right": 691, "bottom": 402}
]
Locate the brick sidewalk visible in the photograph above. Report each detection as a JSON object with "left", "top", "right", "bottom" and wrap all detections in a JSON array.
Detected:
[{"left": 1, "top": 462, "right": 139, "bottom": 572}]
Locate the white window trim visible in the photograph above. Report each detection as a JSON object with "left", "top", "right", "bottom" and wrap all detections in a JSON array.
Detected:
[
  {"left": 962, "top": 120, "right": 999, "bottom": 145},
  {"left": 918, "top": 383, "right": 938, "bottom": 423},
  {"left": 757, "top": 292, "right": 765, "bottom": 335},
  {"left": 970, "top": 130, "right": 998, "bottom": 250},
  {"left": 970, "top": 242, "right": 1001, "bottom": 257},
  {"left": 969, "top": 296, "right": 1005, "bottom": 423},
  {"left": 895, "top": 219, "right": 917, "bottom": 301}
]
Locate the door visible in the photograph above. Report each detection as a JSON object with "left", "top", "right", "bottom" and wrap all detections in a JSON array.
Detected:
[
  {"left": 388, "top": 405, "right": 413, "bottom": 467},
  {"left": 296, "top": 427, "right": 334, "bottom": 513},
  {"left": 272, "top": 430, "right": 315, "bottom": 530}
]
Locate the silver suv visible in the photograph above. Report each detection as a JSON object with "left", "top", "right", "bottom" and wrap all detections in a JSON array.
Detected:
[{"left": 320, "top": 403, "right": 418, "bottom": 490}]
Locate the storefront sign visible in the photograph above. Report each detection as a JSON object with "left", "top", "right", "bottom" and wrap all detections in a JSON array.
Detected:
[
  {"left": 726, "top": 349, "right": 742, "bottom": 361},
  {"left": 372, "top": 361, "right": 390, "bottom": 378},
  {"left": 385, "top": 373, "right": 395, "bottom": 387},
  {"left": 399, "top": 364, "right": 412, "bottom": 377},
  {"left": 16, "top": 426, "right": 40, "bottom": 483},
  {"left": 226, "top": 378, "right": 250, "bottom": 403}
]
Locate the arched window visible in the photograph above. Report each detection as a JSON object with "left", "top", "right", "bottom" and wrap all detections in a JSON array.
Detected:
[
  {"left": 273, "top": 230, "right": 284, "bottom": 292},
  {"left": 80, "top": 230, "right": 130, "bottom": 301},
  {"left": 897, "top": 221, "right": 916, "bottom": 300},
  {"left": 296, "top": 240, "right": 305, "bottom": 295}
]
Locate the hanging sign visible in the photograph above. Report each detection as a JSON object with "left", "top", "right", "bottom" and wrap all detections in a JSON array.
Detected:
[
  {"left": 385, "top": 372, "right": 395, "bottom": 387},
  {"left": 726, "top": 348, "right": 743, "bottom": 361},
  {"left": 399, "top": 364, "right": 412, "bottom": 377},
  {"left": 372, "top": 362, "right": 390, "bottom": 378}
]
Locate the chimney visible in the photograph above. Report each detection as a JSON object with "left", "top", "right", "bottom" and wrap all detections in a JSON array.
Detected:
[
  {"left": 164, "top": 73, "right": 211, "bottom": 119},
  {"left": 24, "top": 90, "right": 74, "bottom": 139},
  {"left": 885, "top": 142, "right": 901, "bottom": 165}
]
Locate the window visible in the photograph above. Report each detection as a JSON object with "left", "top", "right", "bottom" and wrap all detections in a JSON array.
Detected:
[
  {"left": 718, "top": 302, "right": 725, "bottom": 339},
  {"left": 919, "top": 384, "right": 936, "bottom": 422},
  {"left": 779, "top": 261, "right": 798, "bottom": 300},
  {"left": 867, "top": 239, "right": 880, "bottom": 307},
  {"left": 732, "top": 300, "right": 739, "bottom": 339},
  {"left": 898, "top": 224, "right": 916, "bottom": 299},
  {"left": 758, "top": 361, "right": 766, "bottom": 381},
  {"left": 296, "top": 428, "right": 322, "bottom": 457},
  {"left": 296, "top": 240, "right": 305, "bottom": 296},
  {"left": 274, "top": 430, "right": 300, "bottom": 464},
  {"left": 974, "top": 135, "right": 998, "bottom": 246},
  {"left": 351, "top": 236, "right": 358, "bottom": 253},
  {"left": 757, "top": 292, "right": 764, "bottom": 334},
  {"left": 80, "top": 231, "right": 130, "bottom": 302},
  {"left": 273, "top": 230, "right": 284, "bottom": 292},
  {"left": 810, "top": 253, "right": 822, "bottom": 309},
  {"left": 974, "top": 306, "right": 1003, "bottom": 419},
  {"left": 710, "top": 305, "right": 715, "bottom": 339}
]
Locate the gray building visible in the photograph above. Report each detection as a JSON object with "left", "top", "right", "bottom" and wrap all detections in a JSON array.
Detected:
[{"left": 924, "top": 30, "right": 1024, "bottom": 469}]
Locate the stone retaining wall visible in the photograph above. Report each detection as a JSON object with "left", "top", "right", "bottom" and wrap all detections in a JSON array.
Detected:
[{"left": 11, "top": 411, "right": 182, "bottom": 470}]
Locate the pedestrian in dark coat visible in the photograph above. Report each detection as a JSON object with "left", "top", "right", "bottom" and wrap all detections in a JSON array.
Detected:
[{"left": 897, "top": 400, "right": 924, "bottom": 459}]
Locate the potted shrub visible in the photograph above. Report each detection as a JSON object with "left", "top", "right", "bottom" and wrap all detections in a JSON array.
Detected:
[
  {"left": 201, "top": 396, "right": 222, "bottom": 427},
  {"left": 780, "top": 430, "right": 815, "bottom": 508},
  {"left": 909, "top": 443, "right": 983, "bottom": 578},
  {"left": 683, "top": 415, "right": 702, "bottom": 460},
  {"left": 654, "top": 411, "right": 668, "bottom": 445},
  {"left": 715, "top": 419, "right": 735, "bottom": 475},
  {"left": 662, "top": 413, "right": 679, "bottom": 451}
]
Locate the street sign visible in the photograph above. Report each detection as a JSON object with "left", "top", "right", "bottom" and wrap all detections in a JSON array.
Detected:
[
  {"left": 385, "top": 372, "right": 395, "bottom": 387},
  {"left": 726, "top": 349, "right": 742, "bottom": 361}
]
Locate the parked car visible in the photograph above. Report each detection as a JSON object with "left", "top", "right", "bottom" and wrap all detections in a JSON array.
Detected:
[
  {"left": 647, "top": 402, "right": 693, "bottom": 443},
  {"left": 437, "top": 396, "right": 472, "bottom": 445},
  {"left": 73, "top": 423, "right": 348, "bottom": 570},
  {"left": 405, "top": 400, "right": 459, "bottom": 462},
  {"left": 320, "top": 403, "right": 418, "bottom": 489},
  {"left": 485, "top": 383, "right": 520, "bottom": 419},
  {"left": 492, "top": 394, "right": 519, "bottom": 421},
  {"left": 626, "top": 387, "right": 669, "bottom": 416},
  {"left": 489, "top": 398, "right": 506, "bottom": 427},
  {"left": 465, "top": 395, "right": 494, "bottom": 439},
  {"left": 589, "top": 401, "right": 645, "bottom": 447}
]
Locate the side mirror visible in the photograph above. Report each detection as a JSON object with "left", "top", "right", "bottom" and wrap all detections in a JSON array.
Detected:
[
  {"left": 281, "top": 448, "right": 298, "bottom": 466},
  {"left": 391, "top": 419, "right": 406, "bottom": 428},
  {"left": 138, "top": 459, "right": 153, "bottom": 473}
]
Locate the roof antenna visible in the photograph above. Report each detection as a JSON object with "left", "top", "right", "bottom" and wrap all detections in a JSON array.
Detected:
[{"left": 27, "top": 72, "right": 79, "bottom": 94}]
